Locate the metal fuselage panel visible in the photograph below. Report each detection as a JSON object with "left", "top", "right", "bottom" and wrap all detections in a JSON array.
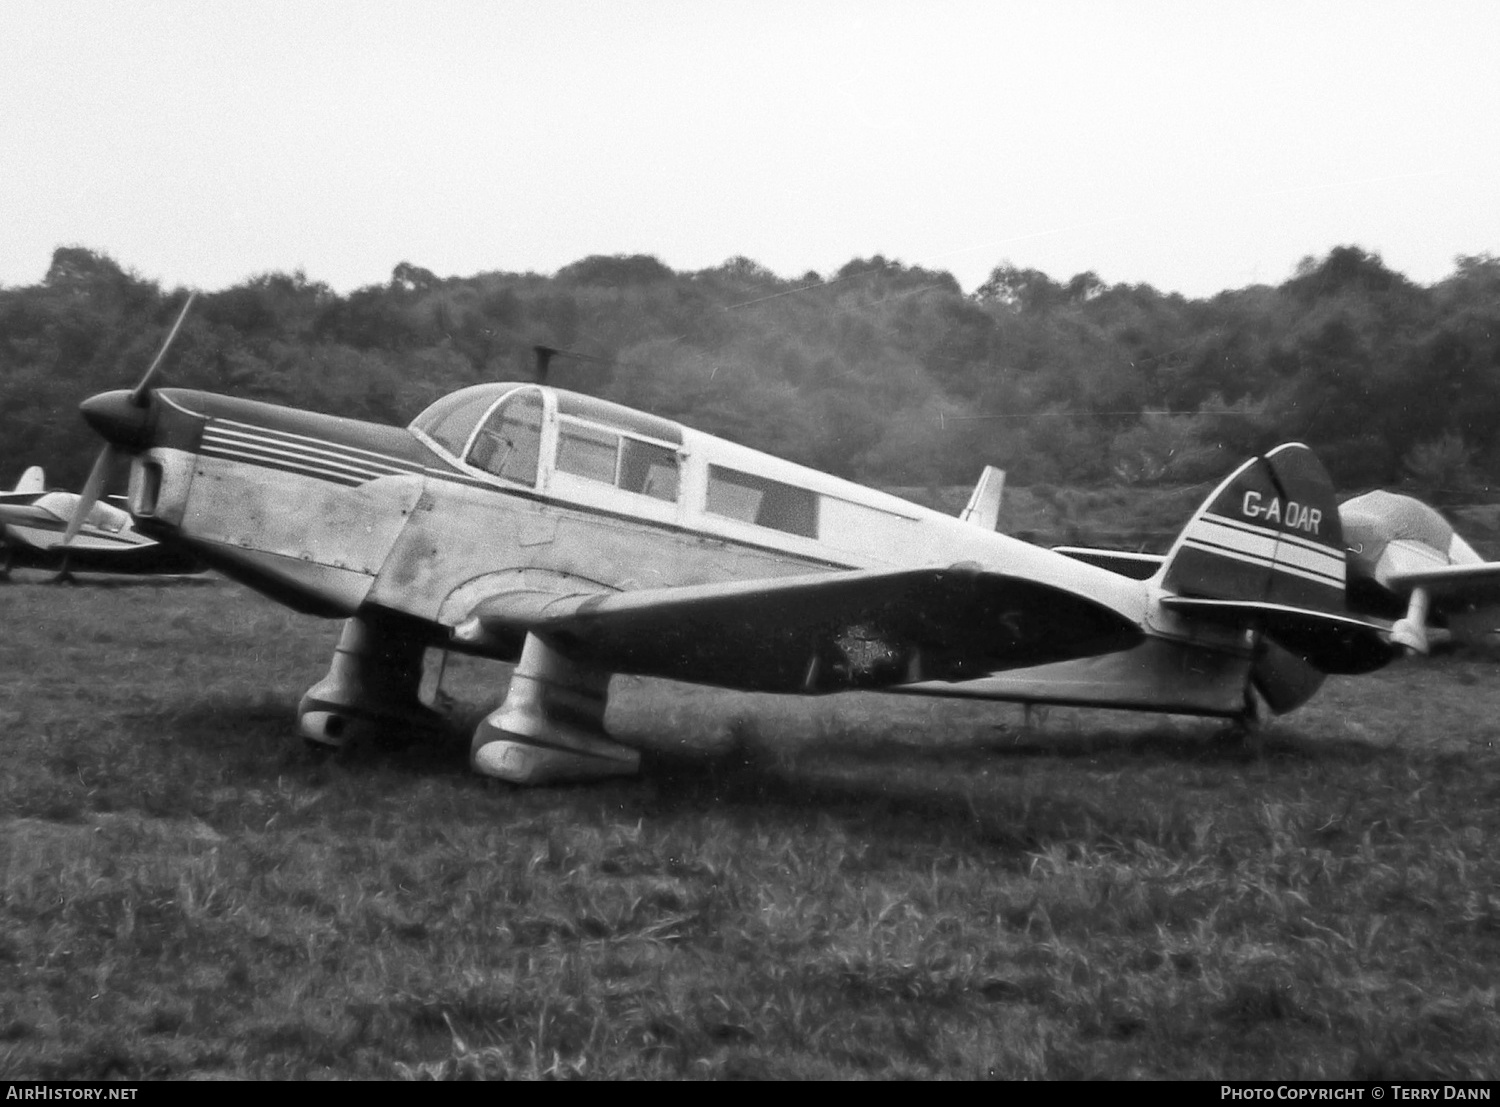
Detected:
[
  {"left": 366, "top": 478, "right": 829, "bottom": 627},
  {"left": 127, "top": 391, "right": 437, "bottom": 616}
]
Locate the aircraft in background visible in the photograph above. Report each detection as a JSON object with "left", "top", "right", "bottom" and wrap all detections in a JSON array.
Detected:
[
  {"left": 67, "top": 302, "right": 1397, "bottom": 785},
  {"left": 1339, "top": 490, "right": 1500, "bottom": 655},
  {"left": 0, "top": 465, "right": 203, "bottom": 581},
  {"left": 1058, "top": 491, "right": 1500, "bottom": 658}
]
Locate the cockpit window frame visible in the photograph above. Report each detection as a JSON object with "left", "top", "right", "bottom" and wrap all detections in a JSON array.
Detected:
[
  {"left": 409, "top": 384, "right": 688, "bottom": 508},
  {"left": 409, "top": 383, "right": 553, "bottom": 491},
  {"left": 550, "top": 411, "right": 684, "bottom": 505},
  {"left": 409, "top": 384, "right": 521, "bottom": 459},
  {"left": 459, "top": 384, "right": 548, "bottom": 489}
]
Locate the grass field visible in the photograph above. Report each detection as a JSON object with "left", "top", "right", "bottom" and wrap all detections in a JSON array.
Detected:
[{"left": 2, "top": 573, "right": 1499, "bottom": 1079}]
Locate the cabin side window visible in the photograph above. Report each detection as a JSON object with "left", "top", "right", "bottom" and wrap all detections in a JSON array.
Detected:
[
  {"left": 705, "top": 466, "right": 819, "bottom": 537},
  {"left": 555, "top": 418, "right": 680, "bottom": 503},
  {"left": 620, "top": 439, "right": 679, "bottom": 502},
  {"left": 467, "top": 391, "right": 543, "bottom": 486},
  {"left": 556, "top": 420, "right": 620, "bottom": 484}
]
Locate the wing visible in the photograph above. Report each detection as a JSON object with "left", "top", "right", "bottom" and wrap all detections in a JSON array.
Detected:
[
  {"left": 1386, "top": 562, "right": 1500, "bottom": 609},
  {"left": 454, "top": 563, "right": 1143, "bottom": 694}
]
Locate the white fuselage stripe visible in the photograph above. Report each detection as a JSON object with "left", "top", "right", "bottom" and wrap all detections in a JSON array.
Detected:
[
  {"left": 1183, "top": 538, "right": 1344, "bottom": 588},
  {"left": 211, "top": 418, "right": 423, "bottom": 472},
  {"left": 204, "top": 426, "right": 419, "bottom": 477},
  {"left": 202, "top": 439, "right": 381, "bottom": 482},
  {"left": 198, "top": 442, "right": 367, "bottom": 486},
  {"left": 1274, "top": 540, "right": 1347, "bottom": 582},
  {"left": 204, "top": 437, "right": 390, "bottom": 481},
  {"left": 1200, "top": 512, "right": 1338, "bottom": 557},
  {"left": 1190, "top": 517, "right": 1344, "bottom": 582},
  {"left": 1193, "top": 517, "right": 1279, "bottom": 560}
]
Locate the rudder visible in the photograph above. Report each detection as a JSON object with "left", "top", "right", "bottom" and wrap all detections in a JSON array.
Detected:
[
  {"left": 1159, "top": 443, "right": 1346, "bottom": 612},
  {"left": 1156, "top": 444, "right": 1392, "bottom": 699}
]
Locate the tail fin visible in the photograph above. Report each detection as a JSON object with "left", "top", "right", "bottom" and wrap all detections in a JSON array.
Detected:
[
  {"left": 959, "top": 466, "right": 1005, "bottom": 531},
  {"left": 11, "top": 466, "right": 45, "bottom": 494},
  {"left": 1157, "top": 443, "right": 1392, "bottom": 681},
  {"left": 1159, "top": 443, "right": 1346, "bottom": 611}
]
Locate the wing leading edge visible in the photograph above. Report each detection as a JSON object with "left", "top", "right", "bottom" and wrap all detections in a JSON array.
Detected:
[{"left": 454, "top": 563, "right": 1144, "bottom": 694}]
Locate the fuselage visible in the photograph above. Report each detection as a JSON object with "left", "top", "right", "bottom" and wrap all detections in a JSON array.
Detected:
[{"left": 81, "top": 382, "right": 1258, "bottom": 715}]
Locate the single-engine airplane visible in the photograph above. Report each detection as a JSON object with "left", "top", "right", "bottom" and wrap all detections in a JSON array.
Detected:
[
  {"left": 69, "top": 305, "right": 1401, "bottom": 785},
  {"left": 0, "top": 466, "right": 203, "bottom": 581}
]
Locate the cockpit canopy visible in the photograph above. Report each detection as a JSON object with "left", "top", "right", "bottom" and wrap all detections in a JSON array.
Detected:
[
  {"left": 408, "top": 382, "right": 917, "bottom": 552},
  {"left": 409, "top": 383, "right": 685, "bottom": 497}
]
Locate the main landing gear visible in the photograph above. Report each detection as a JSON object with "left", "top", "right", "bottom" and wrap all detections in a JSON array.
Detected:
[
  {"left": 298, "top": 618, "right": 640, "bottom": 785},
  {"left": 470, "top": 634, "right": 640, "bottom": 786},
  {"left": 298, "top": 615, "right": 449, "bottom": 750}
]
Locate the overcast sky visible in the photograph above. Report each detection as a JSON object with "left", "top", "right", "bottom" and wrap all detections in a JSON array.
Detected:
[{"left": 3, "top": 1, "right": 1496, "bottom": 297}]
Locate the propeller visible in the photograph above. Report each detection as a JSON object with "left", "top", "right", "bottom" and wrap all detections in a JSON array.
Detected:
[{"left": 63, "top": 293, "right": 196, "bottom": 545}]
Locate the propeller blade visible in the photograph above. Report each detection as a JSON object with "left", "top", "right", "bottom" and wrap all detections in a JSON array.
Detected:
[
  {"left": 62, "top": 445, "right": 115, "bottom": 547},
  {"left": 128, "top": 292, "right": 196, "bottom": 407}
]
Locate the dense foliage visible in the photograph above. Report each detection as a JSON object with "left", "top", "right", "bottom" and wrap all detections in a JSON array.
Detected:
[{"left": 3, "top": 245, "right": 1497, "bottom": 496}]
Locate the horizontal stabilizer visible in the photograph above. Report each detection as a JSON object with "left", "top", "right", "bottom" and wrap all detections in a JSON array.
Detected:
[
  {"left": 1161, "top": 596, "right": 1394, "bottom": 675},
  {"left": 1053, "top": 546, "right": 1165, "bottom": 580},
  {"left": 456, "top": 564, "right": 1143, "bottom": 694}
]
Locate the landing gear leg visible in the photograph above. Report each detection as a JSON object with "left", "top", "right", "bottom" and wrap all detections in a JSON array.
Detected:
[
  {"left": 50, "top": 552, "right": 75, "bottom": 585},
  {"left": 470, "top": 634, "right": 639, "bottom": 785},
  {"left": 1218, "top": 687, "right": 1264, "bottom": 747},
  {"left": 298, "top": 615, "right": 449, "bottom": 750}
]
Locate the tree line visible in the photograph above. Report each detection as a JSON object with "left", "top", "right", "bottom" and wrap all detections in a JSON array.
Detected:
[{"left": 2, "top": 244, "right": 1497, "bottom": 499}]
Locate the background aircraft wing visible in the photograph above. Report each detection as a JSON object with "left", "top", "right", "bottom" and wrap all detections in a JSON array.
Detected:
[
  {"left": 0, "top": 496, "right": 58, "bottom": 527},
  {"left": 1386, "top": 562, "right": 1500, "bottom": 606},
  {"left": 455, "top": 564, "right": 1143, "bottom": 694}
]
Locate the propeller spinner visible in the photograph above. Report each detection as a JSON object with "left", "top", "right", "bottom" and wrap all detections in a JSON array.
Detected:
[{"left": 64, "top": 293, "right": 195, "bottom": 545}]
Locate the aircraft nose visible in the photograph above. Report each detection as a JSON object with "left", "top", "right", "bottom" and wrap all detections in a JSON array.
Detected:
[{"left": 80, "top": 389, "right": 152, "bottom": 450}]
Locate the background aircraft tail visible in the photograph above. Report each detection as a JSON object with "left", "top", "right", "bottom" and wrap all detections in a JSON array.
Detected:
[
  {"left": 1155, "top": 443, "right": 1392, "bottom": 710},
  {"left": 11, "top": 466, "right": 45, "bottom": 494}
]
